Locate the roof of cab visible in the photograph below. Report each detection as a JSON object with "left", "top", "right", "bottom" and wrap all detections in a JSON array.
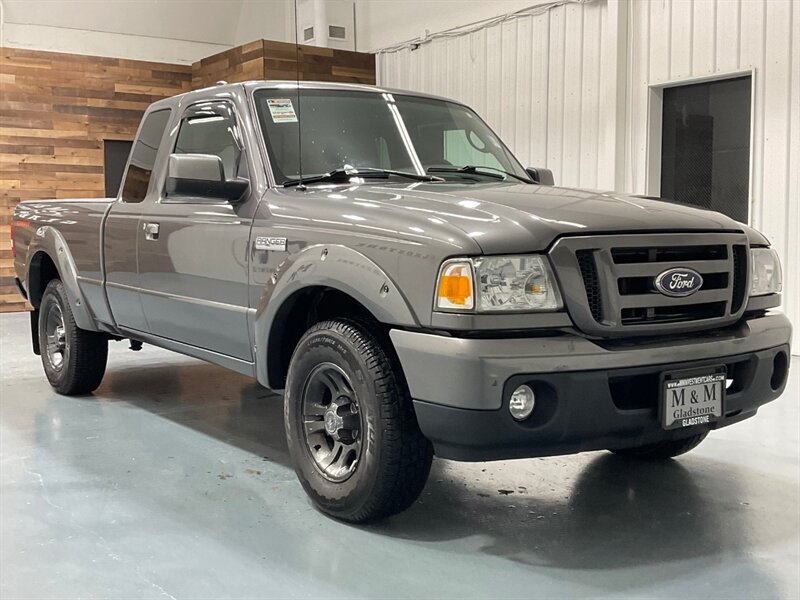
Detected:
[{"left": 146, "top": 80, "right": 463, "bottom": 112}]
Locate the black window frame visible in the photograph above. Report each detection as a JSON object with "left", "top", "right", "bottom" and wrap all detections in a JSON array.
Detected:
[{"left": 160, "top": 100, "right": 250, "bottom": 205}]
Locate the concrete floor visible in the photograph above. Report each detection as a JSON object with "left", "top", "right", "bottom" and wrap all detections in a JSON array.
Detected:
[{"left": 1, "top": 312, "right": 798, "bottom": 599}]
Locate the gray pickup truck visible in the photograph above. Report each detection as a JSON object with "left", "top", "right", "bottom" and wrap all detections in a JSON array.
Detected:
[{"left": 12, "top": 81, "right": 791, "bottom": 522}]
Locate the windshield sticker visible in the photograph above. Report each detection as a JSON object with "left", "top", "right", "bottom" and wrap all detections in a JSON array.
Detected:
[{"left": 266, "top": 99, "right": 298, "bottom": 123}]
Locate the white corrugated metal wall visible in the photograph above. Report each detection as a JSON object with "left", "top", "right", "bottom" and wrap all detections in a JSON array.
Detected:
[
  {"left": 376, "top": 0, "right": 623, "bottom": 190},
  {"left": 375, "top": 0, "right": 799, "bottom": 347},
  {"left": 626, "top": 0, "right": 799, "bottom": 348}
]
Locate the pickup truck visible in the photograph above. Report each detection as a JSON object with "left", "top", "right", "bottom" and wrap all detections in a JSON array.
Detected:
[{"left": 12, "top": 81, "right": 792, "bottom": 523}]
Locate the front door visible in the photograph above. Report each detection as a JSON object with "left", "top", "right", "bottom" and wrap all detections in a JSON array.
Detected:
[
  {"left": 105, "top": 108, "right": 172, "bottom": 331},
  {"left": 137, "top": 100, "right": 256, "bottom": 360}
]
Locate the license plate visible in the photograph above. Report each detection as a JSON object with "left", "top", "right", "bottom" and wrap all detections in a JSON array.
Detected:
[{"left": 661, "top": 367, "right": 726, "bottom": 430}]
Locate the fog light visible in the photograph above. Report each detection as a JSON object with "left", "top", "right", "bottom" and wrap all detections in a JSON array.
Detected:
[{"left": 509, "top": 385, "right": 535, "bottom": 421}]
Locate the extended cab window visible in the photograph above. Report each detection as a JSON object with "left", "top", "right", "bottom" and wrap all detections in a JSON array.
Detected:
[
  {"left": 173, "top": 105, "right": 243, "bottom": 180},
  {"left": 120, "top": 109, "right": 170, "bottom": 203}
]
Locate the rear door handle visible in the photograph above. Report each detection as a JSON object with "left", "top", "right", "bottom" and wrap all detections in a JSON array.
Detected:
[{"left": 143, "top": 222, "right": 160, "bottom": 240}]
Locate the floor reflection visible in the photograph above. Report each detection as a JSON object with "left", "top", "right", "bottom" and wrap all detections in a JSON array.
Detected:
[
  {"left": 5, "top": 325, "right": 796, "bottom": 598},
  {"left": 102, "top": 361, "right": 291, "bottom": 466},
  {"left": 81, "top": 358, "right": 797, "bottom": 575}
]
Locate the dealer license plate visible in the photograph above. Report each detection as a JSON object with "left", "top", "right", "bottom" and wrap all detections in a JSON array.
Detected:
[{"left": 661, "top": 368, "right": 726, "bottom": 430}]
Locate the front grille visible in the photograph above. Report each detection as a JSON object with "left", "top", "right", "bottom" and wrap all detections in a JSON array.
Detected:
[
  {"left": 731, "top": 244, "right": 748, "bottom": 312},
  {"left": 620, "top": 301, "right": 727, "bottom": 325},
  {"left": 576, "top": 250, "right": 603, "bottom": 321},
  {"left": 611, "top": 245, "right": 727, "bottom": 264},
  {"left": 617, "top": 272, "right": 728, "bottom": 295},
  {"left": 549, "top": 232, "right": 749, "bottom": 337}
]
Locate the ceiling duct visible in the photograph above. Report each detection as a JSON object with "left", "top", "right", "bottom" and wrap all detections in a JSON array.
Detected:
[{"left": 295, "top": 0, "right": 354, "bottom": 50}]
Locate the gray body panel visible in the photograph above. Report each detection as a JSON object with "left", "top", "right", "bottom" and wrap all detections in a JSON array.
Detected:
[
  {"left": 391, "top": 312, "right": 792, "bottom": 410},
  {"left": 104, "top": 199, "right": 147, "bottom": 330},
  {"left": 136, "top": 199, "right": 254, "bottom": 359},
  {"left": 251, "top": 181, "right": 767, "bottom": 332},
  {"left": 132, "top": 90, "right": 267, "bottom": 360},
  {"left": 14, "top": 200, "right": 113, "bottom": 331},
  {"left": 11, "top": 80, "right": 787, "bottom": 397}
]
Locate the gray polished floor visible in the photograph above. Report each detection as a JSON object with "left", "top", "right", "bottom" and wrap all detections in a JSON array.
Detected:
[{"left": 1, "top": 312, "right": 798, "bottom": 599}]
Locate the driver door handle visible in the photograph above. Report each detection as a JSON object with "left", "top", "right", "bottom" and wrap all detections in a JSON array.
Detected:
[{"left": 143, "top": 222, "right": 160, "bottom": 240}]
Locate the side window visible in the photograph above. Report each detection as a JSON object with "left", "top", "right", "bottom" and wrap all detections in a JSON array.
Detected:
[
  {"left": 120, "top": 109, "right": 171, "bottom": 203},
  {"left": 173, "top": 105, "right": 243, "bottom": 180}
]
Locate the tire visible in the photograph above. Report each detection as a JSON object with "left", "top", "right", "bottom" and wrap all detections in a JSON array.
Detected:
[
  {"left": 284, "top": 318, "right": 433, "bottom": 523},
  {"left": 610, "top": 432, "right": 709, "bottom": 459},
  {"left": 39, "top": 279, "right": 108, "bottom": 395}
]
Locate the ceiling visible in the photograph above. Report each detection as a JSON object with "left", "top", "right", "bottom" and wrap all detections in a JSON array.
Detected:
[{"left": 1, "top": 0, "right": 292, "bottom": 47}]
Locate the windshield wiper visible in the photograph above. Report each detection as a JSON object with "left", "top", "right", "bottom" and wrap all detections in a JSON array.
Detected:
[
  {"left": 284, "top": 167, "right": 444, "bottom": 187},
  {"left": 427, "top": 165, "right": 533, "bottom": 183}
]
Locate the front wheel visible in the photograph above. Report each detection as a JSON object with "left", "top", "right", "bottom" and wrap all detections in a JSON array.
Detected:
[
  {"left": 610, "top": 432, "right": 709, "bottom": 459},
  {"left": 39, "top": 279, "right": 108, "bottom": 395},
  {"left": 284, "top": 319, "right": 433, "bottom": 523}
]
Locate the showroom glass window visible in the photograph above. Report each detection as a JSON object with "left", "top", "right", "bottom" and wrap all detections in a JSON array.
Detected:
[
  {"left": 120, "top": 109, "right": 170, "bottom": 203},
  {"left": 173, "top": 105, "right": 244, "bottom": 180},
  {"left": 253, "top": 89, "right": 526, "bottom": 183},
  {"left": 660, "top": 76, "right": 752, "bottom": 222}
]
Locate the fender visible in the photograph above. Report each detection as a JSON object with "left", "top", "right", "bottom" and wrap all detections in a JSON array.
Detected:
[
  {"left": 25, "top": 226, "right": 98, "bottom": 331},
  {"left": 253, "top": 244, "right": 419, "bottom": 388}
]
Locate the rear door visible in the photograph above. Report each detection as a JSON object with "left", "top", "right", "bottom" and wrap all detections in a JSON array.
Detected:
[
  {"left": 104, "top": 108, "right": 172, "bottom": 331},
  {"left": 136, "top": 99, "right": 257, "bottom": 360}
]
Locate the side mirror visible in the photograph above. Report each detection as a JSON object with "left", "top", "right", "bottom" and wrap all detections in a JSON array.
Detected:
[
  {"left": 166, "top": 153, "right": 249, "bottom": 201},
  {"left": 525, "top": 167, "right": 555, "bottom": 186}
]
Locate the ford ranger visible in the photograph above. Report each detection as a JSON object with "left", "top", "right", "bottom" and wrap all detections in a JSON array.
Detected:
[{"left": 11, "top": 82, "right": 792, "bottom": 522}]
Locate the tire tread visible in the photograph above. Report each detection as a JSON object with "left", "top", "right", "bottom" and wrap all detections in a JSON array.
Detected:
[
  {"left": 288, "top": 318, "right": 433, "bottom": 522},
  {"left": 41, "top": 280, "right": 107, "bottom": 395}
]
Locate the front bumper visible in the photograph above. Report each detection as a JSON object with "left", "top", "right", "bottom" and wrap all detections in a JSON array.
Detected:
[{"left": 390, "top": 312, "right": 792, "bottom": 461}]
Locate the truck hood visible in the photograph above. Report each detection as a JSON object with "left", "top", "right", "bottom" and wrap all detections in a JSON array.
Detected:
[{"left": 293, "top": 181, "right": 764, "bottom": 254}]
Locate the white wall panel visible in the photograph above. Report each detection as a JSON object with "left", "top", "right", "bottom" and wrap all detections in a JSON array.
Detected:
[
  {"left": 691, "top": 0, "right": 717, "bottom": 75},
  {"left": 627, "top": 0, "right": 799, "bottom": 347},
  {"left": 378, "top": 0, "right": 614, "bottom": 191},
  {"left": 1, "top": 22, "right": 230, "bottom": 64},
  {"left": 670, "top": 1, "right": 693, "bottom": 79},
  {"left": 791, "top": 0, "right": 800, "bottom": 354},
  {"left": 375, "top": 0, "right": 798, "bottom": 346},
  {"left": 356, "top": 0, "right": 544, "bottom": 52}
]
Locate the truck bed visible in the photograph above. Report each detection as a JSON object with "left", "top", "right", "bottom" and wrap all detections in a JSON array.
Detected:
[{"left": 13, "top": 198, "right": 115, "bottom": 325}]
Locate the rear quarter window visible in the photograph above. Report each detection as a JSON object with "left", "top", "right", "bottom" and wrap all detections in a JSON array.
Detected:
[{"left": 120, "top": 109, "right": 171, "bottom": 203}]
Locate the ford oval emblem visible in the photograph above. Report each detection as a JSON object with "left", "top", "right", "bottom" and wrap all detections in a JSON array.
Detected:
[{"left": 654, "top": 268, "right": 704, "bottom": 297}]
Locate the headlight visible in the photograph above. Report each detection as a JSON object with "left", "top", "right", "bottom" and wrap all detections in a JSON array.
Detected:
[
  {"left": 436, "top": 255, "right": 562, "bottom": 312},
  {"left": 436, "top": 260, "right": 474, "bottom": 309},
  {"left": 750, "top": 247, "right": 782, "bottom": 296}
]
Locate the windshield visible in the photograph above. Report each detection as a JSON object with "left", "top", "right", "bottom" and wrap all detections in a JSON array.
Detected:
[{"left": 253, "top": 88, "right": 528, "bottom": 184}]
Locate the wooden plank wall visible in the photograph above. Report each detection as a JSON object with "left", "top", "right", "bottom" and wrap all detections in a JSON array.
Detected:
[
  {"left": 0, "top": 47, "right": 192, "bottom": 312},
  {"left": 192, "top": 39, "right": 375, "bottom": 88},
  {"left": 191, "top": 40, "right": 267, "bottom": 90},
  {"left": 1, "top": 40, "right": 375, "bottom": 313},
  {"left": 265, "top": 41, "right": 376, "bottom": 84}
]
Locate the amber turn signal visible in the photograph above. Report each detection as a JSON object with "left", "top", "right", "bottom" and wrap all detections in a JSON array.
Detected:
[{"left": 436, "top": 261, "right": 474, "bottom": 310}]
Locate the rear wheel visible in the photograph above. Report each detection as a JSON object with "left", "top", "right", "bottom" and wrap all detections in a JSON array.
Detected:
[
  {"left": 39, "top": 279, "right": 108, "bottom": 395},
  {"left": 610, "top": 432, "right": 709, "bottom": 459},
  {"left": 284, "top": 319, "right": 433, "bottom": 523}
]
